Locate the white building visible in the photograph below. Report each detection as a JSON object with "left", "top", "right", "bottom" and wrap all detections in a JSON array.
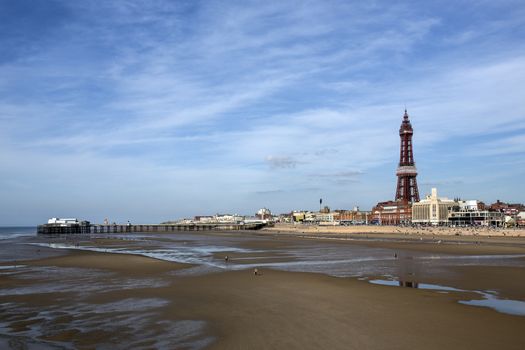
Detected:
[
  {"left": 194, "top": 216, "right": 215, "bottom": 223},
  {"left": 449, "top": 199, "right": 504, "bottom": 227},
  {"left": 47, "top": 218, "right": 79, "bottom": 225},
  {"left": 215, "top": 214, "right": 244, "bottom": 223},
  {"left": 412, "top": 188, "right": 457, "bottom": 225},
  {"left": 256, "top": 208, "right": 272, "bottom": 220},
  {"left": 314, "top": 212, "right": 340, "bottom": 224},
  {"left": 518, "top": 212, "right": 525, "bottom": 226},
  {"left": 458, "top": 200, "right": 482, "bottom": 211},
  {"left": 448, "top": 210, "right": 504, "bottom": 227}
]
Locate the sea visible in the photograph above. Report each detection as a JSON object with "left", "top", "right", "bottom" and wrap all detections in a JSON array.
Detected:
[{"left": 0, "top": 226, "right": 37, "bottom": 240}]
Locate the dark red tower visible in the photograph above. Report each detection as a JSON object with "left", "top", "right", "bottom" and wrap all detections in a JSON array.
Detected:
[{"left": 395, "top": 110, "right": 420, "bottom": 203}]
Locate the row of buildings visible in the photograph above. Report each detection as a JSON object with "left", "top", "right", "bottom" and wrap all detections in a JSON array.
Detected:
[
  {"left": 176, "top": 208, "right": 274, "bottom": 225},
  {"left": 279, "top": 193, "right": 524, "bottom": 227},
  {"left": 180, "top": 111, "right": 523, "bottom": 228},
  {"left": 372, "top": 188, "right": 525, "bottom": 227},
  {"left": 281, "top": 207, "right": 369, "bottom": 225}
]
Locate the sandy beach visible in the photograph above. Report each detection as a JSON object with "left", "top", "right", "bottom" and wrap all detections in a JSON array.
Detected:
[
  {"left": 263, "top": 222, "right": 525, "bottom": 238},
  {"left": 1, "top": 231, "right": 525, "bottom": 349}
]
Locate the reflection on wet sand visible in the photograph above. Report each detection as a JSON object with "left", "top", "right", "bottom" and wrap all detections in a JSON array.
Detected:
[
  {"left": 396, "top": 253, "right": 421, "bottom": 288},
  {"left": 399, "top": 280, "right": 419, "bottom": 288}
]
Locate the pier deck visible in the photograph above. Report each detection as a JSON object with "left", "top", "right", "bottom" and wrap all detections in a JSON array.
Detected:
[{"left": 37, "top": 222, "right": 267, "bottom": 234}]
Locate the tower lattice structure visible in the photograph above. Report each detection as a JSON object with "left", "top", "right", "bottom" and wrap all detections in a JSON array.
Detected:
[{"left": 395, "top": 110, "right": 420, "bottom": 203}]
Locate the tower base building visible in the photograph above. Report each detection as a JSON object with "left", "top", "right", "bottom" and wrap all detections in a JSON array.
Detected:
[{"left": 371, "top": 201, "right": 412, "bottom": 225}]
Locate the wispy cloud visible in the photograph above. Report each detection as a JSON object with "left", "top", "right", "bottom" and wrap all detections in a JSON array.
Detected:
[{"left": 265, "top": 156, "right": 300, "bottom": 169}]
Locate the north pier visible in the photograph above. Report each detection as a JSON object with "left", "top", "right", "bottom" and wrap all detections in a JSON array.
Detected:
[{"left": 38, "top": 219, "right": 268, "bottom": 235}]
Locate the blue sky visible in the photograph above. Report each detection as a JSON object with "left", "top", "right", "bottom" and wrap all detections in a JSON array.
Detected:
[{"left": 1, "top": 0, "right": 524, "bottom": 225}]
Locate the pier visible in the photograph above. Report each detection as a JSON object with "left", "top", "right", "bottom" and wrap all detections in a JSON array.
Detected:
[{"left": 37, "top": 222, "right": 267, "bottom": 234}]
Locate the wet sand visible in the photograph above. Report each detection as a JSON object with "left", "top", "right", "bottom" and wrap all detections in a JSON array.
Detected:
[{"left": 1, "top": 234, "right": 525, "bottom": 349}]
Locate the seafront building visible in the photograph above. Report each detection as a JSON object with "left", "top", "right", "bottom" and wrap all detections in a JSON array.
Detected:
[
  {"left": 487, "top": 200, "right": 525, "bottom": 226},
  {"left": 448, "top": 208, "right": 504, "bottom": 227},
  {"left": 517, "top": 212, "right": 525, "bottom": 227},
  {"left": 285, "top": 207, "right": 371, "bottom": 225},
  {"left": 458, "top": 200, "right": 484, "bottom": 211},
  {"left": 255, "top": 208, "right": 272, "bottom": 220},
  {"left": 488, "top": 200, "right": 525, "bottom": 214},
  {"left": 290, "top": 211, "right": 313, "bottom": 223},
  {"left": 411, "top": 190, "right": 506, "bottom": 227},
  {"left": 315, "top": 211, "right": 340, "bottom": 224},
  {"left": 371, "top": 200, "right": 412, "bottom": 225},
  {"left": 412, "top": 188, "right": 457, "bottom": 225},
  {"left": 337, "top": 207, "right": 370, "bottom": 224}
]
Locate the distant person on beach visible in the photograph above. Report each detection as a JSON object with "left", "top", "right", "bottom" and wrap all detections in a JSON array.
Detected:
[
  {"left": 224, "top": 255, "right": 229, "bottom": 262},
  {"left": 254, "top": 268, "right": 259, "bottom": 276}
]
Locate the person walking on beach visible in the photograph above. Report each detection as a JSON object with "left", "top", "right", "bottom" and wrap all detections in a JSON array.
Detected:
[
  {"left": 254, "top": 268, "right": 259, "bottom": 276},
  {"left": 224, "top": 255, "right": 229, "bottom": 262}
]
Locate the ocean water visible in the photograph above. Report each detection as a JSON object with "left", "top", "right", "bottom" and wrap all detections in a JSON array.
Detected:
[
  {"left": 0, "top": 227, "right": 36, "bottom": 240},
  {"left": 0, "top": 227, "right": 45, "bottom": 264}
]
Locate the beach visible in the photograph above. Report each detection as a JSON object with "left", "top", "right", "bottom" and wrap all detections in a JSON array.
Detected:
[
  {"left": 264, "top": 222, "right": 525, "bottom": 238},
  {"left": 1, "top": 230, "right": 525, "bottom": 349}
]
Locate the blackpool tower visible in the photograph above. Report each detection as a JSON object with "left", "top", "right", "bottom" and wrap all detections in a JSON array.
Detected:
[{"left": 395, "top": 110, "right": 420, "bottom": 203}]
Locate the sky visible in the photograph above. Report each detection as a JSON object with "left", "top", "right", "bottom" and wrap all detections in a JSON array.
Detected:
[{"left": 1, "top": 0, "right": 525, "bottom": 225}]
